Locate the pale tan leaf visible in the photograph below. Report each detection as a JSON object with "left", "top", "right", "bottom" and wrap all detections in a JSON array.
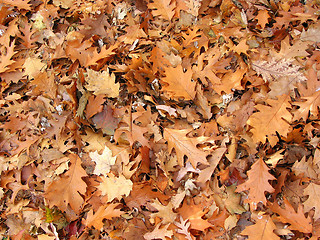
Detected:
[
  {"left": 98, "top": 173, "right": 133, "bottom": 202},
  {"left": 252, "top": 58, "right": 307, "bottom": 83},
  {"left": 90, "top": 146, "right": 116, "bottom": 176},
  {"left": 85, "top": 68, "right": 119, "bottom": 97},
  {"left": 303, "top": 182, "right": 320, "bottom": 220},
  {"left": 144, "top": 223, "right": 173, "bottom": 240}
]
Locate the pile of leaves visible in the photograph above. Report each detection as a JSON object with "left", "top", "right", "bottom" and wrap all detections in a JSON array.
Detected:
[{"left": 0, "top": 0, "right": 320, "bottom": 239}]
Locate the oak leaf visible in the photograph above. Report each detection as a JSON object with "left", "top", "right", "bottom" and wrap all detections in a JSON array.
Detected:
[
  {"left": 85, "top": 68, "right": 119, "bottom": 97},
  {"left": 241, "top": 214, "right": 279, "bottom": 240},
  {"left": 161, "top": 65, "right": 196, "bottom": 100},
  {"left": 252, "top": 58, "right": 307, "bottom": 83},
  {"left": 92, "top": 104, "right": 119, "bottom": 135},
  {"left": 236, "top": 158, "right": 276, "bottom": 210},
  {"left": 164, "top": 128, "right": 210, "bottom": 167},
  {"left": 149, "top": 199, "right": 177, "bottom": 224},
  {"left": 90, "top": 146, "right": 116, "bottom": 177},
  {"left": 98, "top": 173, "right": 133, "bottom": 202},
  {"left": 174, "top": 216, "right": 194, "bottom": 240},
  {"left": 44, "top": 154, "right": 87, "bottom": 213},
  {"left": 1, "top": 0, "right": 31, "bottom": 9},
  {"left": 85, "top": 94, "right": 105, "bottom": 119},
  {"left": 293, "top": 91, "right": 320, "bottom": 121},
  {"left": 0, "top": 40, "right": 17, "bottom": 73},
  {"left": 178, "top": 200, "right": 213, "bottom": 231},
  {"left": 255, "top": 9, "right": 270, "bottom": 28},
  {"left": 301, "top": 22, "right": 320, "bottom": 42},
  {"left": 84, "top": 203, "right": 123, "bottom": 230},
  {"left": 148, "top": 0, "right": 176, "bottom": 21},
  {"left": 23, "top": 57, "right": 46, "bottom": 79},
  {"left": 247, "top": 94, "right": 292, "bottom": 146},
  {"left": 269, "top": 198, "right": 312, "bottom": 233},
  {"left": 144, "top": 223, "right": 173, "bottom": 240},
  {"left": 303, "top": 182, "right": 320, "bottom": 220}
]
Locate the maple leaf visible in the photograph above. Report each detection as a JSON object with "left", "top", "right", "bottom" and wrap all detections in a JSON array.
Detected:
[
  {"left": 84, "top": 203, "right": 123, "bottom": 230},
  {"left": 90, "top": 146, "right": 116, "bottom": 177},
  {"left": 303, "top": 182, "right": 320, "bottom": 220},
  {"left": 269, "top": 198, "right": 312, "bottom": 233},
  {"left": 236, "top": 158, "right": 276, "bottom": 210},
  {"left": 252, "top": 58, "right": 307, "bottom": 83},
  {"left": 161, "top": 65, "right": 196, "bottom": 100},
  {"left": 241, "top": 214, "right": 279, "bottom": 240},
  {"left": 44, "top": 154, "right": 87, "bottom": 213},
  {"left": 148, "top": 0, "right": 176, "bottom": 21},
  {"left": 98, "top": 173, "right": 133, "bottom": 202},
  {"left": 247, "top": 94, "right": 292, "bottom": 146},
  {"left": 164, "top": 128, "right": 210, "bottom": 167},
  {"left": 85, "top": 68, "right": 119, "bottom": 97}
]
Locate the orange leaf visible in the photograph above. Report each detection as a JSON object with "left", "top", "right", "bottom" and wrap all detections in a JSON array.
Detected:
[
  {"left": 255, "top": 10, "right": 270, "bottom": 28},
  {"left": 84, "top": 203, "right": 123, "bottom": 230},
  {"left": 44, "top": 154, "right": 87, "bottom": 213},
  {"left": 269, "top": 198, "right": 312, "bottom": 233},
  {"left": 247, "top": 94, "right": 292, "bottom": 146},
  {"left": 236, "top": 158, "right": 275, "bottom": 210},
  {"left": 241, "top": 214, "right": 279, "bottom": 240},
  {"left": 161, "top": 65, "right": 196, "bottom": 100},
  {"left": 148, "top": 0, "right": 176, "bottom": 21},
  {"left": 164, "top": 128, "right": 209, "bottom": 167}
]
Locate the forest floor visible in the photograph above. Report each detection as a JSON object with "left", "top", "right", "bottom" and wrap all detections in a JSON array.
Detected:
[{"left": 0, "top": 0, "right": 320, "bottom": 239}]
